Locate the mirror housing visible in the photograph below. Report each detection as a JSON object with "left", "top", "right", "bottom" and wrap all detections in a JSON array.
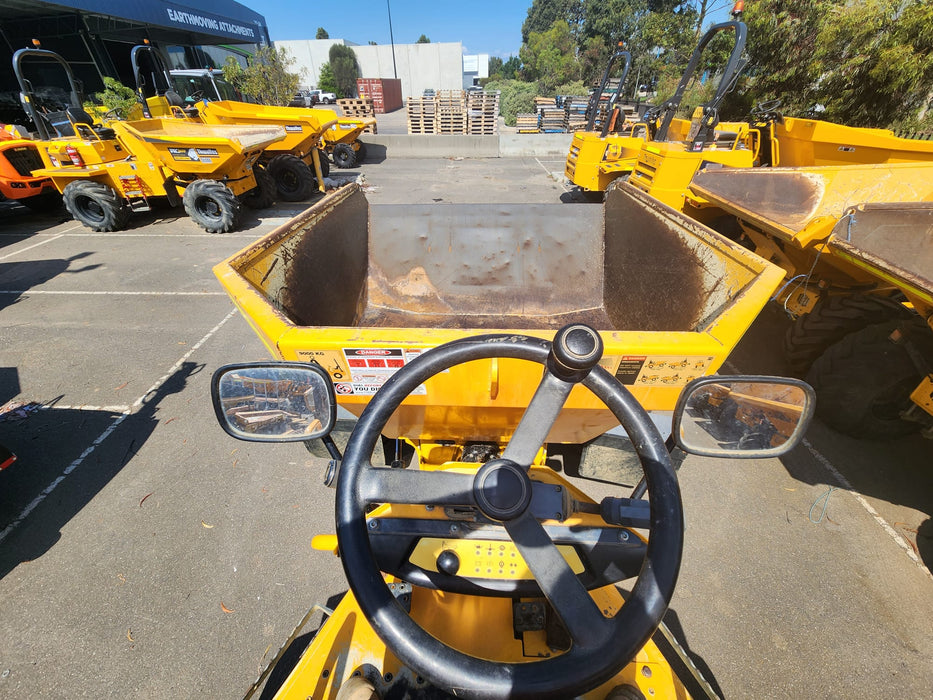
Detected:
[
  {"left": 673, "top": 375, "right": 815, "bottom": 458},
  {"left": 211, "top": 362, "right": 336, "bottom": 442}
]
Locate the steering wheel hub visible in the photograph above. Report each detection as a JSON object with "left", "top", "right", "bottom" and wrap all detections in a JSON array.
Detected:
[{"left": 473, "top": 459, "right": 532, "bottom": 521}]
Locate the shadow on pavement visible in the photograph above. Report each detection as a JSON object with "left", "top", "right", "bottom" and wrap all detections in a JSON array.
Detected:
[
  {"left": 729, "top": 304, "right": 933, "bottom": 571},
  {"left": 0, "top": 361, "right": 203, "bottom": 581},
  {"left": 0, "top": 200, "right": 70, "bottom": 248},
  {"left": 0, "top": 252, "right": 101, "bottom": 311}
]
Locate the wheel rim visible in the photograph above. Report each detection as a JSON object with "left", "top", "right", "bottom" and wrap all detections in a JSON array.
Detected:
[
  {"left": 278, "top": 170, "right": 300, "bottom": 196},
  {"left": 195, "top": 196, "right": 222, "bottom": 221},
  {"left": 77, "top": 196, "right": 105, "bottom": 224},
  {"left": 870, "top": 376, "right": 917, "bottom": 423}
]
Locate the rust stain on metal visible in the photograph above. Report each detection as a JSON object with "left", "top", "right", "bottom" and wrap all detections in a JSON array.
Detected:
[
  {"left": 243, "top": 185, "right": 756, "bottom": 334},
  {"left": 692, "top": 169, "right": 825, "bottom": 233}
]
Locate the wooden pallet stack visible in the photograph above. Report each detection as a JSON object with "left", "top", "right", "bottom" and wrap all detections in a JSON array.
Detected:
[
  {"left": 466, "top": 90, "right": 500, "bottom": 135},
  {"left": 337, "top": 98, "right": 378, "bottom": 133},
  {"left": 406, "top": 97, "right": 437, "bottom": 134},
  {"left": 516, "top": 113, "right": 540, "bottom": 133},
  {"left": 563, "top": 96, "right": 590, "bottom": 132},
  {"left": 435, "top": 90, "right": 466, "bottom": 134}
]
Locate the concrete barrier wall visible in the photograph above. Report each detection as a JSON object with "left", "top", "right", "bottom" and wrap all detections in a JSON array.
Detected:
[
  {"left": 362, "top": 134, "right": 574, "bottom": 159},
  {"left": 499, "top": 134, "right": 574, "bottom": 157},
  {"left": 363, "top": 135, "right": 498, "bottom": 159}
]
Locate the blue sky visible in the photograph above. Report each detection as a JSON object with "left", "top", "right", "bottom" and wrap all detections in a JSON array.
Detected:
[
  {"left": 261, "top": 1, "right": 529, "bottom": 58},
  {"left": 260, "top": 1, "right": 736, "bottom": 59}
]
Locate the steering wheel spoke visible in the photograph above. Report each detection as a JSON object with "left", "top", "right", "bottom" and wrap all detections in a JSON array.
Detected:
[
  {"left": 501, "top": 372, "right": 574, "bottom": 467},
  {"left": 359, "top": 466, "right": 475, "bottom": 507},
  {"left": 505, "top": 510, "right": 611, "bottom": 647}
]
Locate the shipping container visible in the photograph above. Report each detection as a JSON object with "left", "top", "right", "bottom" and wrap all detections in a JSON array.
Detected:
[{"left": 356, "top": 78, "right": 403, "bottom": 113}]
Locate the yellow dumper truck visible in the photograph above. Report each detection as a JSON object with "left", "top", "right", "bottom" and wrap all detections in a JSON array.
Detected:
[
  {"left": 691, "top": 162, "right": 933, "bottom": 439},
  {"left": 205, "top": 183, "right": 817, "bottom": 699},
  {"left": 14, "top": 45, "right": 283, "bottom": 233}
]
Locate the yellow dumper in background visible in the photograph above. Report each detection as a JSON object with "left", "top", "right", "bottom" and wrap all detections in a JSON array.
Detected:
[
  {"left": 15, "top": 44, "right": 283, "bottom": 233},
  {"left": 130, "top": 44, "right": 375, "bottom": 197},
  {"left": 692, "top": 161, "right": 933, "bottom": 439}
]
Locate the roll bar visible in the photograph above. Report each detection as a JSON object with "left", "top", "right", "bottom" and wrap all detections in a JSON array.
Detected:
[{"left": 653, "top": 19, "right": 748, "bottom": 145}]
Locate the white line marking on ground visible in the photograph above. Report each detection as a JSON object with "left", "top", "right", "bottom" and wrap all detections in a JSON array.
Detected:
[
  {"left": 0, "top": 231, "right": 259, "bottom": 239},
  {"left": 0, "top": 234, "right": 65, "bottom": 260},
  {"left": 44, "top": 405, "right": 131, "bottom": 412},
  {"left": 48, "top": 232, "right": 261, "bottom": 238},
  {"left": 724, "top": 360, "right": 931, "bottom": 580},
  {"left": 0, "top": 308, "right": 238, "bottom": 545},
  {"left": 533, "top": 157, "right": 572, "bottom": 191},
  {"left": 0, "top": 290, "right": 226, "bottom": 296},
  {"left": 801, "top": 438, "right": 931, "bottom": 580}
]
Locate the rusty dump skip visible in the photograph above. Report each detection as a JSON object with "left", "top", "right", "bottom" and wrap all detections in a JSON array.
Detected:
[
  {"left": 830, "top": 203, "right": 933, "bottom": 306},
  {"left": 691, "top": 168, "right": 826, "bottom": 235},
  {"left": 277, "top": 184, "right": 743, "bottom": 333}
]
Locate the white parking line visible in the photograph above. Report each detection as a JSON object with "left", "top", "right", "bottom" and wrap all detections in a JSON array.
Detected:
[
  {"left": 801, "top": 438, "right": 931, "bottom": 579},
  {"left": 46, "top": 232, "right": 261, "bottom": 238},
  {"left": 0, "top": 233, "right": 66, "bottom": 260},
  {"left": 0, "top": 290, "right": 227, "bottom": 296},
  {"left": 0, "top": 307, "right": 238, "bottom": 545},
  {"left": 44, "top": 405, "right": 131, "bottom": 412},
  {"left": 724, "top": 360, "right": 932, "bottom": 580},
  {"left": 534, "top": 157, "right": 572, "bottom": 191}
]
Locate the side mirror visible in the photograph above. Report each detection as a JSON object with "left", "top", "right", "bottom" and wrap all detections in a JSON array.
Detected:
[
  {"left": 211, "top": 362, "right": 336, "bottom": 442},
  {"left": 672, "top": 376, "right": 815, "bottom": 458}
]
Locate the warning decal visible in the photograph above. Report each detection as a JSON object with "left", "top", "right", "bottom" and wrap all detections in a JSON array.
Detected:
[
  {"left": 612, "top": 355, "right": 715, "bottom": 386},
  {"left": 340, "top": 348, "right": 426, "bottom": 395}
]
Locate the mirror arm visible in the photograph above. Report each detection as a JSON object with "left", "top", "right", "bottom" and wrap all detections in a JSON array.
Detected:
[{"left": 306, "top": 434, "right": 342, "bottom": 461}]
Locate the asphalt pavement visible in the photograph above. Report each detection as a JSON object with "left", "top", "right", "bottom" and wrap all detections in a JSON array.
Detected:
[{"left": 0, "top": 155, "right": 931, "bottom": 699}]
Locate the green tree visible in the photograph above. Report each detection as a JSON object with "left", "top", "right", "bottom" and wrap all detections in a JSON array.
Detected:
[
  {"left": 223, "top": 45, "right": 301, "bottom": 106},
  {"left": 814, "top": 0, "right": 933, "bottom": 128},
  {"left": 317, "top": 62, "right": 339, "bottom": 95},
  {"left": 87, "top": 77, "right": 138, "bottom": 120},
  {"left": 502, "top": 56, "right": 522, "bottom": 80},
  {"left": 316, "top": 27, "right": 330, "bottom": 39},
  {"left": 416, "top": 34, "right": 431, "bottom": 43},
  {"left": 742, "top": 0, "right": 933, "bottom": 129},
  {"left": 520, "top": 20, "right": 581, "bottom": 93},
  {"left": 742, "top": 0, "right": 829, "bottom": 116},
  {"left": 485, "top": 79, "right": 538, "bottom": 125},
  {"left": 522, "top": 0, "right": 583, "bottom": 43},
  {"left": 329, "top": 44, "right": 359, "bottom": 99},
  {"left": 579, "top": 35, "right": 609, "bottom": 86}
]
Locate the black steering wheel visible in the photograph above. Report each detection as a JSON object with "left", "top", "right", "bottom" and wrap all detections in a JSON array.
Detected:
[{"left": 336, "top": 325, "right": 684, "bottom": 700}]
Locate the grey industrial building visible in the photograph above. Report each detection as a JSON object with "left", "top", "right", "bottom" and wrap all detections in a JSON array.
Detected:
[
  {"left": 275, "top": 38, "right": 489, "bottom": 99},
  {"left": 0, "top": 0, "right": 269, "bottom": 123}
]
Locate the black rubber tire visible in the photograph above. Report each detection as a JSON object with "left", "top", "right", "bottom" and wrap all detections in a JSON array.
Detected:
[
  {"left": 240, "top": 167, "right": 276, "bottom": 209},
  {"left": 267, "top": 153, "right": 315, "bottom": 201},
  {"left": 332, "top": 143, "right": 356, "bottom": 169},
  {"left": 354, "top": 140, "right": 367, "bottom": 163},
  {"left": 62, "top": 180, "right": 131, "bottom": 232},
  {"left": 19, "top": 190, "right": 63, "bottom": 212},
  {"left": 182, "top": 179, "right": 240, "bottom": 233},
  {"left": 784, "top": 294, "right": 913, "bottom": 375},
  {"left": 805, "top": 318, "right": 933, "bottom": 439}
]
